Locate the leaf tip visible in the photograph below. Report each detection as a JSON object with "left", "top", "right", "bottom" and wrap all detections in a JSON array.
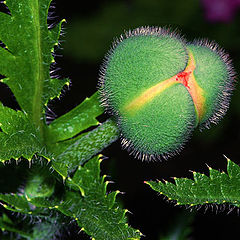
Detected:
[{"left": 223, "top": 154, "right": 231, "bottom": 164}]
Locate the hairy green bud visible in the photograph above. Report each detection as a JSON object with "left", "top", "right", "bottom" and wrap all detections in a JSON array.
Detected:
[{"left": 99, "top": 27, "right": 235, "bottom": 160}]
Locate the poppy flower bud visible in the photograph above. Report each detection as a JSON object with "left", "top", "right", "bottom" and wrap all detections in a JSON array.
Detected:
[{"left": 99, "top": 27, "right": 235, "bottom": 160}]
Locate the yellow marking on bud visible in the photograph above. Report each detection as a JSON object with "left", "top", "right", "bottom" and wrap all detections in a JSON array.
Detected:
[{"left": 124, "top": 78, "right": 176, "bottom": 113}]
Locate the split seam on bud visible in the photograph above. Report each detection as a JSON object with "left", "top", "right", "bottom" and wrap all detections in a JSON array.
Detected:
[{"left": 123, "top": 50, "right": 205, "bottom": 124}]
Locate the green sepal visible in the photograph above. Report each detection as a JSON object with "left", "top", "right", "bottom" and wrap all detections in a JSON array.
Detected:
[
  {"left": 103, "top": 32, "right": 188, "bottom": 113},
  {"left": 187, "top": 44, "right": 231, "bottom": 126},
  {"left": 120, "top": 84, "right": 196, "bottom": 157}
]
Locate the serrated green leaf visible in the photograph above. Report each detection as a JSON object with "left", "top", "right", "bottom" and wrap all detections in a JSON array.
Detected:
[
  {"left": 0, "top": 156, "right": 142, "bottom": 239},
  {"left": 0, "top": 103, "right": 45, "bottom": 162},
  {"left": 0, "top": 0, "right": 67, "bottom": 120},
  {"left": 0, "top": 0, "right": 68, "bottom": 162},
  {"left": 28, "top": 196, "right": 58, "bottom": 209},
  {"left": 0, "top": 193, "right": 55, "bottom": 217},
  {"left": 0, "top": 194, "right": 30, "bottom": 213},
  {"left": 51, "top": 118, "right": 120, "bottom": 178},
  {"left": 227, "top": 158, "right": 240, "bottom": 179},
  {"left": 0, "top": 1, "right": 139, "bottom": 239},
  {"left": 60, "top": 155, "right": 142, "bottom": 240},
  {"left": 66, "top": 155, "right": 105, "bottom": 197},
  {"left": 43, "top": 77, "right": 70, "bottom": 104},
  {"left": 58, "top": 191, "right": 141, "bottom": 240},
  {"left": 146, "top": 158, "right": 240, "bottom": 207},
  {"left": 47, "top": 91, "right": 104, "bottom": 142}
]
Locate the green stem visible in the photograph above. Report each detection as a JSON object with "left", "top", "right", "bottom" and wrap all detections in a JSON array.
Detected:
[
  {"left": 52, "top": 118, "right": 120, "bottom": 169},
  {"left": 47, "top": 91, "right": 120, "bottom": 176},
  {"left": 72, "top": 118, "right": 120, "bottom": 164}
]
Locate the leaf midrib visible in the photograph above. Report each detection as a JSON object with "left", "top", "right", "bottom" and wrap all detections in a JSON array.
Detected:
[
  {"left": 31, "top": 0, "right": 44, "bottom": 138},
  {"left": 176, "top": 192, "right": 240, "bottom": 205}
]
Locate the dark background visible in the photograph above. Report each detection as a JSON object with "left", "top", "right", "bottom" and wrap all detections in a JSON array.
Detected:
[
  {"left": 2, "top": 0, "right": 240, "bottom": 239},
  {"left": 52, "top": 0, "right": 240, "bottom": 239}
]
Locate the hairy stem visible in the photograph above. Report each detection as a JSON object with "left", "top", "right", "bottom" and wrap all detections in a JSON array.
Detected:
[
  {"left": 73, "top": 118, "right": 120, "bottom": 164},
  {"left": 52, "top": 118, "right": 120, "bottom": 170}
]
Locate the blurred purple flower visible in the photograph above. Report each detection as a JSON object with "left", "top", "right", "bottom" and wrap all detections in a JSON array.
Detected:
[{"left": 201, "top": 0, "right": 240, "bottom": 22}]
